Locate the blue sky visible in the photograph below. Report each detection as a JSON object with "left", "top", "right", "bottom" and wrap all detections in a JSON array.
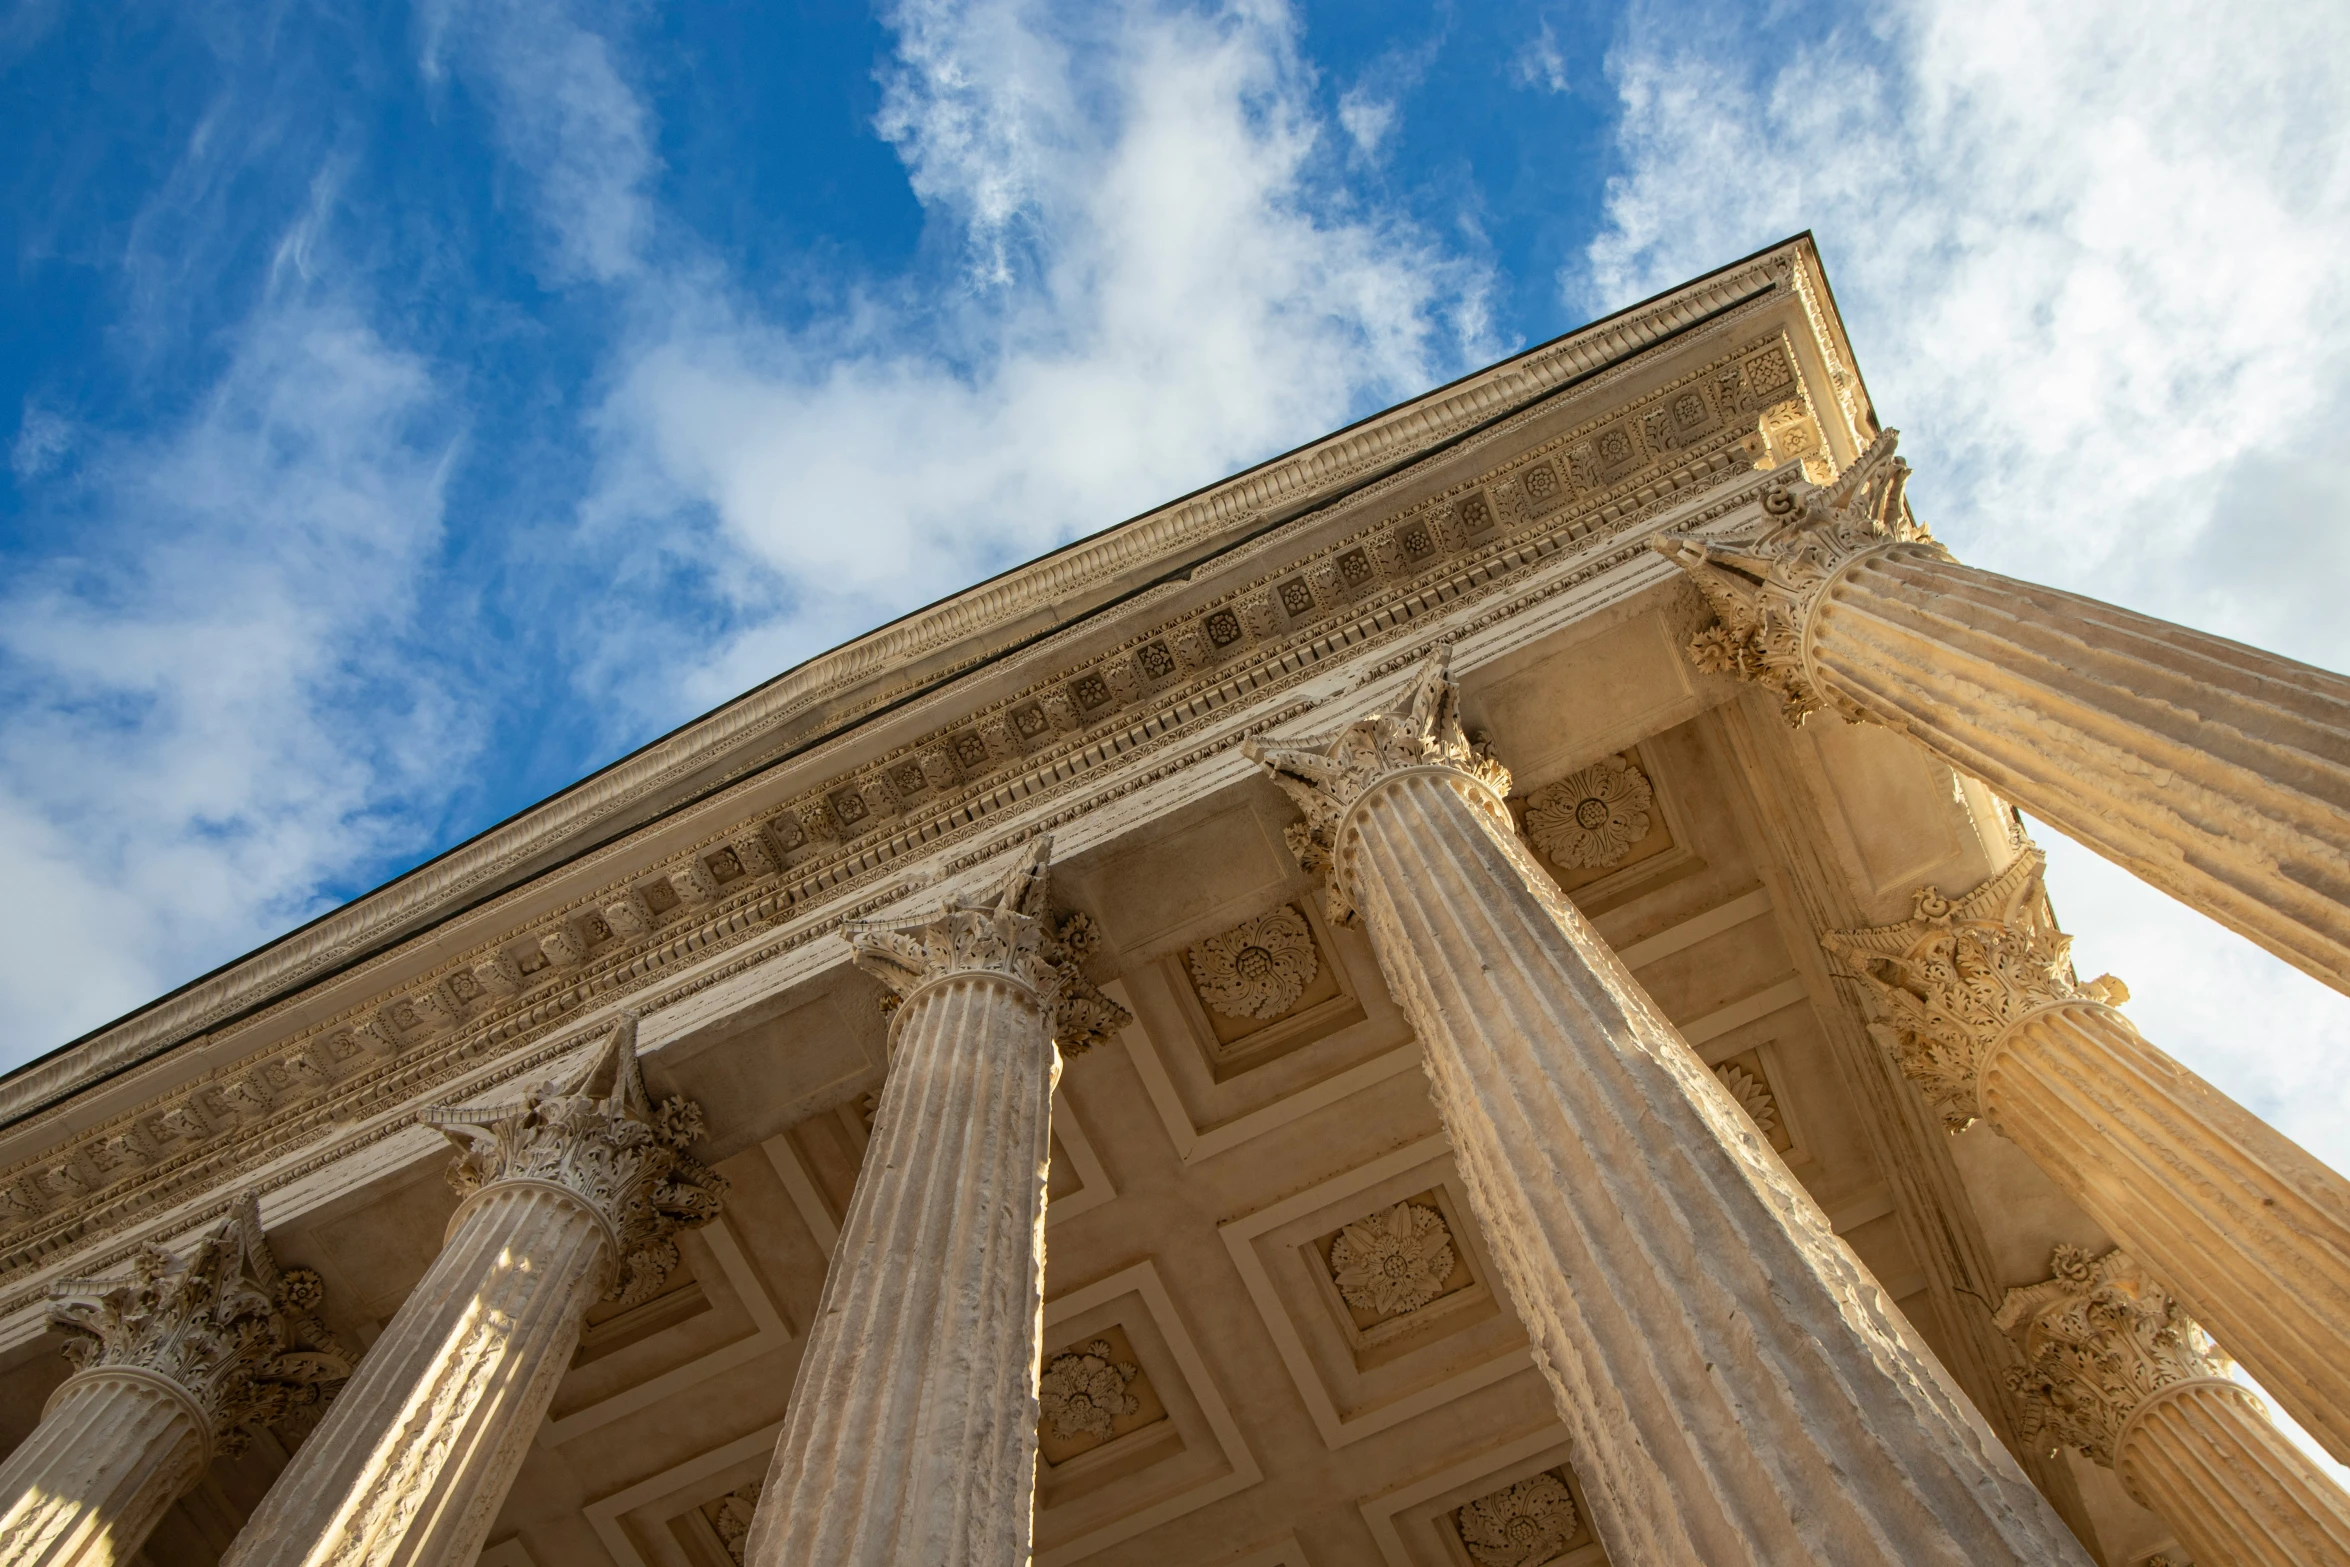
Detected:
[{"left": 4, "top": 0, "right": 2349, "bottom": 1180}]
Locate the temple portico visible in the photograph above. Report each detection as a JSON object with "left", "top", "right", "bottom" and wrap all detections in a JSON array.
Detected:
[{"left": 3, "top": 237, "right": 2347, "bottom": 1567}]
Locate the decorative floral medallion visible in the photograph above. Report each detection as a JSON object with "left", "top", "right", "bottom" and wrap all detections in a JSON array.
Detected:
[
  {"left": 1038, "top": 1339, "right": 1140, "bottom": 1443},
  {"left": 1188, "top": 906, "right": 1319, "bottom": 1020},
  {"left": 1456, "top": 1470, "right": 1579, "bottom": 1567},
  {"left": 1328, "top": 1200, "right": 1456, "bottom": 1318},
  {"left": 1714, "top": 1062, "right": 1780, "bottom": 1140},
  {"left": 1524, "top": 756, "right": 1653, "bottom": 870},
  {"left": 700, "top": 1479, "right": 762, "bottom": 1565}
]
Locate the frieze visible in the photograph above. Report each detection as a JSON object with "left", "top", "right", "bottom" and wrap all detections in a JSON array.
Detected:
[
  {"left": 0, "top": 321, "right": 1809, "bottom": 1294},
  {"left": 6, "top": 253, "right": 1804, "bottom": 1132}
]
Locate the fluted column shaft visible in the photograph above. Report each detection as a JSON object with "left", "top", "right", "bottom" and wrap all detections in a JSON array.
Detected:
[
  {"left": 2119, "top": 1380, "right": 2350, "bottom": 1567},
  {"left": 0, "top": 1369, "right": 208, "bottom": 1567},
  {"left": 221, "top": 1017, "right": 721, "bottom": 1567},
  {"left": 1249, "top": 650, "right": 2088, "bottom": 1566},
  {"left": 746, "top": 969, "right": 1058, "bottom": 1566},
  {"left": 1343, "top": 767, "right": 2083, "bottom": 1564},
  {"left": 221, "top": 1182, "right": 609, "bottom": 1567},
  {"left": 1984, "top": 1000, "right": 2350, "bottom": 1468},
  {"left": 1808, "top": 545, "right": 2350, "bottom": 993}
]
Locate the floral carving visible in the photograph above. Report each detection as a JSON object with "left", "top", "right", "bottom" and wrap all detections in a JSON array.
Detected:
[
  {"left": 1652, "top": 428, "right": 1945, "bottom": 723},
  {"left": 1038, "top": 1339, "right": 1139, "bottom": 1443},
  {"left": 1328, "top": 1201, "right": 1456, "bottom": 1318},
  {"left": 1994, "top": 1246, "right": 2228, "bottom": 1468},
  {"left": 1188, "top": 906, "right": 1319, "bottom": 1020},
  {"left": 846, "top": 837, "right": 1131, "bottom": 1055},
  {"left": 1823, "top": 849, "right": 2127, "bottom": 1129},
  {"left": 1524, "top": 756, "right": 1653, "bottom": 869},
  {"left": 700, "top": 1479, "right": 762, "bottom": 1565},
  {"left": 1247, "top": 645, "right": 1511, "bottom": 924},
  {"left": 48, "top": 1193, "right": 352, "bottom": 1454},
  {"left": 1456, "top": 1470, "right": 1579, "bottom": 1567},
  {"left": 1714, "top": 1062, "right": 1780, "bottom": 1140},
  {"left": 428, "top": 1014, "right": 727, "bottom": 1309}
]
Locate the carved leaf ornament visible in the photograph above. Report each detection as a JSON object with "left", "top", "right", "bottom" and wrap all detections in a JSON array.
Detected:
[
  {"left": 1993, "top": 1246, "right": 2228, "bottom": 1468},
  {"left": 427, "top": 1014, "right": 726, "bottom": 1308},
  {"left": 47, "top": 1194, "right": 354, "bottom": 1454},
  {"left": 1652, "top": 428, "right": 1944, "bottom": 725},
  {"left": 1328, "top": 1200, "right": 1456, "bottom": 1318},
  {"left": 1524, "top": 756, "right": 1653, "bottom": 869},
  {"left": 1456, "top": 1471, "right": 1579, "bottom": 1567},
  {"left": 1038, "top": 1339, "right": 1140, "bottom": 1443},
  {"left": 1188, "top": 906, "right": 1319, "bottom": 1020},
  {"left": 1247, "top": 645, "right": 1511, "bottom": 925}
]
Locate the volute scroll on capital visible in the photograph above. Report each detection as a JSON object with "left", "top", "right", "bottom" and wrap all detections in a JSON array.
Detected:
[
  {"left": 1994, "top": 1245, "right": 2233, "bottom": 1474},
  {"left": 425, "top": 1013, "right": 726, "bottom": 1310},
  {"left": 1651, "top": 427, "right": 1949, "bottom": 725},
  {"left": 1822, "top": 848, "right": 2130, "bottom": 1130},
  {"left": 45, "top": 1192, "right": 354, "bottom": 1456},
  {"left": 1244, "top": 645, "right": 1513, "bottom": 924},
  {"left": 843, "top": 836, "right": 1131, "bottom": 1056}
]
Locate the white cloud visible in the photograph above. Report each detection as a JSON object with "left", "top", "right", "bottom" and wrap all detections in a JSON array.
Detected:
[
  {"left": 1338, "top": 84, "right": 1396, "bottom": 159},
  {"left": 0, "top": 298, "right": 465, "bottom": 1055},
  {"left": 1577, "top": 0, "right": 2350, "bottom": 1174},
  {"left": 451, "top": 0, "right": 1496, "bottom": 714}
]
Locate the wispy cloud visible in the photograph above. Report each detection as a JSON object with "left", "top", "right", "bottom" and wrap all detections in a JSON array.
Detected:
[
  {"left": 0, "top": 293, "right": 466, "bottom": 1052},
  {"left": 1576, "top": 0, "right": 2350, "bottom": 1173},
  {"left": 440, "top": 0, "right": 1497, "bottom": 715}
]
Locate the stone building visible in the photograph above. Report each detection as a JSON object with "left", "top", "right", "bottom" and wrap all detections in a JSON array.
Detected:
[{"left": 3, "top": 235, "right": 2348, "bottom": 1567}]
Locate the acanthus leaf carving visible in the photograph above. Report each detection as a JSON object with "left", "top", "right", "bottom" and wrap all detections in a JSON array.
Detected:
[
  {"left": 1037, "top": 1339, "right": 1139, "bottom": 1443},
  {"left": 845, "top": 838, "right": 1131, "bottom": 1057},
  {"left": 1328, "top": 1200, "right": 1455, "bottom": 1318},
  {"left": 48, "top": 1193, "right": 353, "bottom": 1454},
  {"left": 1822, "top": 848, "right": 2125, "bottom": 1129},
  {"left": 1455, "top": 1470, "right": 1579, "bottom": 1567},
  {"left": 1994, "top": 1245, "right": 2228, "bottom": 1468},
  {"left": 1651, "top": 427, "right": 1943, "bottom": 724},
  {"left": 1523, "top": 755, "right": 1653, "bottom": 869},
  {"left": 1187, "top": 904, "right": 1318, "bottom": 1020},
  {"left": 1246, "top": 645, "right": 1511, "bottom": 924},
  {"left": 426, "top": 1014, "right": 726, "bottom": 1309}
]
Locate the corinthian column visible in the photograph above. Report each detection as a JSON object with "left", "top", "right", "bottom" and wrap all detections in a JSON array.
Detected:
[
  {"left": 1653, "top": 431, "right": 2350, "bottom": 998},
  {"left": 0, "top": 1195, "right": 348, "bottom": 1567},
  {"left": 1245, "top": 647, "right": 2087, "bottom": 1567},
  {"left": 744, "top": 839, "right": 1125, "bottom": 1567},
  {"left": 1826, "top": 852, "right": 2350, "bottom": 1468},
  {"left": 1997, "top": 1246, "right": 2350, "bottom": 1567},
  {"left": 219, "top": 1015, "right": 722, "bottom": 1567}
]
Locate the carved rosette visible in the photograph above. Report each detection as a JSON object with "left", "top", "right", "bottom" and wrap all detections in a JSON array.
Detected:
[
  {"left": 1456, "top": 1471, "right": 1579, "bottom": 1567},
  {"left": 1037, "top": 1340, "right": 1139, "bottom": 1443},
  {"left": 1524, "top": 755, "right": 1653, "bottom": 869},
  {"left": 1993, "top": 1246, "right": 2229, "bottom": 1467},
  {"left": 426, "top": 1015, "right": 726, "bottom": 1309},
  {"left": 1328, "top": 1201, "right": 1456, "bottom": 1317},
  {"left": 47, "top": 1194, "right": 353, "bottom": 1454},
  {"left": 1187, "top": 905, "right": 1318, "bottom": 1020},
  {"left": 1245, "top": 645, "right": 1512, "bottom": 923},
  {"left": 1822, "top": 849, "right": 2126, "bottom": 1129},
  {"left": 846, "top": 837, "right": 1130, "bottom": 1055},
  {"left": 1651, "top": 428, "right": 1948, "bottom": 724}
]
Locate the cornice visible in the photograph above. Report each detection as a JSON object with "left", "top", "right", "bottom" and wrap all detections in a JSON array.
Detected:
[
  {"left": 0, "top": 313, "right": 1808, "bottom": 1299},
  {"left": 3, "top": 241, "right": 1826, "bottom": 1129}
]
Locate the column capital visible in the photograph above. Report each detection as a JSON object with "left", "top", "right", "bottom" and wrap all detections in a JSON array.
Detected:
[
  {"left": 846, "top": 836, "right": 1131, "bottom": 1055},
  {"left": 1823, "top": 849, "right": 2128, "bottom": 1128},
  {"left": 426, "top": 1014, "right": 726, "bottom": 1309},
  {"left": 47, "top": 1194, "right": 352, "bottom": 1456},
  {"left": 1651, "top": 428, "right": 1949, "bottom": 724},
  {"left": 1244, "top": 645, "right": 1512, "bottom": 923},
  {"left": 1994, "top": 1245, "right": 2231, "bottom": 1469}
]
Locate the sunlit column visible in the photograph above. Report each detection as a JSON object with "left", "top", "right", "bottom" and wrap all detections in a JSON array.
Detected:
[
  {"left": 1827, "top": 850, "right": 2350, "bottom": 1469},
  {"left": 218, "top": 1016, "right": 723, "bottom": 1567},
  {"left": 1245, "top": 647, "right": 2090, "bottom": 1567},
  {"left": 744, "top": 839, "right": 1125, "bottom": 1567},
  {"left": 1997, "top": 1246, "right": 2350, "bottom": 1567},
  {"left": 1654, "top": 430, "right": 2350, "bottom": 998},
  {"left": 0, "top": 1197, "right": 347, "bottom": 1567}
]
